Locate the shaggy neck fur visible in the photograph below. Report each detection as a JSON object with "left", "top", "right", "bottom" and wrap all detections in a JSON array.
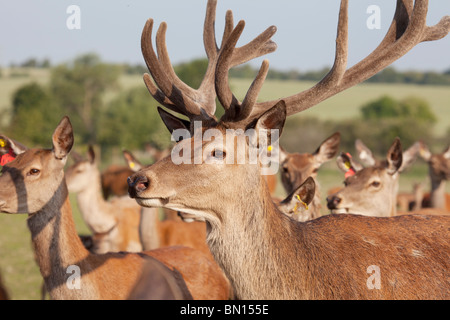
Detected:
[{"left": 206, "top": 174, "right": 309, "bottom": 299}]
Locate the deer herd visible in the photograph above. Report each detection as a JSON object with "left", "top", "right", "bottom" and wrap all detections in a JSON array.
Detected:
[{"left": 0, "top": 0, "right": 449, "bottom": 300}]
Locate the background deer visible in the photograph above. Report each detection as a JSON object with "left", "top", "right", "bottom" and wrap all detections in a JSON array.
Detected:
[
  {"left": 101, "top": 144, "right": 171, "bottom": 200},
  {"left": 278, "top": 132, "right": 341, "bottom": 220},
  {"left": 328, "top": 138, "right": 421, "bottom": 216},
  {"left": 418, "top": 142, "right": 450, "bottom": 211},
  {"left": 128, "top": 0, "right": 450, "bottom": 299},
  {"left": 65, "top": 146, "right": 143, "bottom": 254},
  {"left": 0, "top": 117, "right": 232, "bottom": 300},
  {"left": 355, "top": 138, "right": 422, "bottom": 212}
]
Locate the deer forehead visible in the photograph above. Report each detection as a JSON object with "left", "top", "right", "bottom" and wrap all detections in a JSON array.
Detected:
[
  {"left": 345, "top": 167, "right": 384, "bottom": 185},
  {"left": 5, "top": 149, "right": 51, "bottom": 170},
  {"left": 284, "top": 153, "right": 315, "bottom": 169}
]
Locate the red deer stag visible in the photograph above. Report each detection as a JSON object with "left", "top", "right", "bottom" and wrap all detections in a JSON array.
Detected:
[
  {"left": 128, "top": 0, "right": 450, "bottom": 299},
  {"left": 0, "top": 117, "right": 232, "bottom": 300}
]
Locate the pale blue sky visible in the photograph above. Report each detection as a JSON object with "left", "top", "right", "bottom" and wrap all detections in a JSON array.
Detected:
[{"left": 1, "top": 0, "right": 449, "bottom": 72}]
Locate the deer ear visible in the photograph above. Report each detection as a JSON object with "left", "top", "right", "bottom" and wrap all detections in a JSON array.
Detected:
[
  {"left": 442, "top": 145, "right": 450, "bottom": 160},
  {"left": 278, "top": 177, "right": 315, "bottom": 215},
  {"left": 355, "top": 139, "right": 376, "bottom": 167},
  {"left": 399, "top": 141, "right": 420, "bottom": 172},
  {"left": 157, "top": 107, "right": 191, "bottom": 142},
  {"left": 52, "top": 116, "right": 74, "bottom": 161},
  {"left": 250, "top": 100, "right": 286, "bottom": 147},
  {"left": 419, "top": 141, "right": 432, "bottom": 162},
  {"left": 294, "top": 176, "right": 316, "bottom": 206},
  {"left": 313, "top": 132, "right": 341, "bottom": 165},
  {"left": 123, "top": 150, "right": 143, "bottom": 172},
  {"left": 386, "top": 138, "right": 403, "bottom": 175},
  {"left": 0, "top": 135, "right": 28, "bottom": 155},
  {"left": 87, "top": 145, "right": 96, "bottom": 164},
  {"left": 336, "top": 152, "right": 362, "bottom": 176}
]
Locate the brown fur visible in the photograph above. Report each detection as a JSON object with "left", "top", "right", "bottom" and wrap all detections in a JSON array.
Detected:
[{"left": 101, "top": 165, "right": 135, "bottom": 199}]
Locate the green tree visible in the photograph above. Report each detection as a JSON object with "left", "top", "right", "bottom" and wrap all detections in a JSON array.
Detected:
[
  {"left": 49, "top": 53, "right": 121, "bottom": 144},
  {"left": 97, "top": 86, "right": 172, "bottom": 153},
  {"left": 7, "top": 83, "right": 63, "bottom": 146},
  {"left": 361, "top": 95, "right": 436, "bottom": 124},
  {"left": 360, "top": 95, "right": 402, "bottom": 120},
  {"left": 174, "top": 58, "right": 208, "bottom": 89}
]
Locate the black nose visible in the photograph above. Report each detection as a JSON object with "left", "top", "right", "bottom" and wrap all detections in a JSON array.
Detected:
[
  {"left": 127, "top": 175, "right": 149, "bottom": 198},
  {"left": 326, "top": 195, "right": 341, "bottom": 210}
]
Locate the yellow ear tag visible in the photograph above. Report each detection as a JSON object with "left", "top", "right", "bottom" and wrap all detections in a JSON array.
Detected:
[
  {"left": 295, "top": 195, "right": 308, "bottom": 211},
  {"left": 267, "top": 145, "right": 273, "bottom": 152},
  {"left": 129, "top": 162, "right": 135, "bottom": 169},
  {"left": 344, "top": 161, "right": 351, "bottom": 170},
  {"left": 0, "top": 139, "right": 6, "bottom": 148}
]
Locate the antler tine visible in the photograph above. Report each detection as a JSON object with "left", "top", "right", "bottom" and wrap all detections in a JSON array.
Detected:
[
  {"left": 228, "top": 0, "right": 449, "bottom": 126},
  {"left": 215, "top": 20, "right": 246, "bottom": 115},
  {"left": 141, "top": 0, "right": 278, "bottom": 122},
  {"left": 141, "top": 19, "right": 204, "bottom": 119},
  {"left": 215, "top": 20, "right": 277, "bottom": 121}
]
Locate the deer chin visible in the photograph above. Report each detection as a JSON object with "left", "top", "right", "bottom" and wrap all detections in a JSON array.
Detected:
[
  {"left": 135, "top": 197, "right": 170, "bottom": 208},
  {"left": 177, "top": 211, "right": 206, "bottom": 223},
  {"left": 330, "top": 208, "right": 349, "bottom": 214}
]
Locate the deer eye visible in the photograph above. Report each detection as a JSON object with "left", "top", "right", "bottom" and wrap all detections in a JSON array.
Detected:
[
  {"left": 212, "top": 149, "right": 225, "bottom": 159},
  {"left": 28, "top": 168, "right": 40, "bottom": 176},
  {"left": 370, "top": 181, "right": 380, "bottom": 188}
]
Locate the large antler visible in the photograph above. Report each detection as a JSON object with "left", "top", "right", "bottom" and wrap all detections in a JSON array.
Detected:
[
  {"left": 216, "top": 0, "right": 450, "bottom": 126},
  {"left": 141, "top": 0, "right": 277, "bottom": 122}
]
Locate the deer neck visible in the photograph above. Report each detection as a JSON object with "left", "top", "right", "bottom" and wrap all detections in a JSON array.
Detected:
[
  {"left": 27, "top": 180, "right": 97, "bottom": 298},
  {"left": 205, "top": 174, "right": 309, "bottom": 300},
  {"left": 75, "top": 170, "right": 117, "bottom": 233},
  {"left": 430, "top": 178, "right": 446, "bottom": 209},
  {"left": 139, "top": 207, "right": 161, "bottom": 250}
]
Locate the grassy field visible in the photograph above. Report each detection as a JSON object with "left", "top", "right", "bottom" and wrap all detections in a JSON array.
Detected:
[{"left": 0, "top": 69, "right": 449, "bottom": 299}]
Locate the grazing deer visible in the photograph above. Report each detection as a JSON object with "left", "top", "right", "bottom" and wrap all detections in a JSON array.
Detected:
[
  {"left": 128, "top": 0, "right": 450, "bottom": 299},
  {"left": 418, "top": 142, "right": 450, "bottom": 211},
  {"left": 65, "top": 146, "right": 143, "bottom": 254},
  {"left": 0, "top": 117, "right": 232, "bottom": 300},
  {"left": 278, "top": 132, "right": 341, "bottom": 220},
  {"left": 328, "top": 139, "right": 421, "bottom": 216}
]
